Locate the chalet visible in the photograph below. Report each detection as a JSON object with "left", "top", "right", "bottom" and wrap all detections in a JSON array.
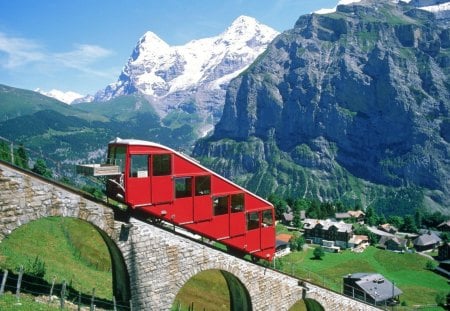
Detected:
[
  {"left": 438, "top": 243, "right": 450, "bottom": 261},
  {"left": 378, "top": 236, "right": 407, "bottom": 252},
  {"left": 348, "top": 235, "right": 369, "bottom": 250},
  {"left": 378, "top": 223, "right": 398, "bottom": 234},
  {"left": 275, "top": 233, "right": 293, "bottom": 257},
  {"left": 343, "top": 273, "right": 402, "bottom": 306},
  {"left": 303, "top": 219, "right": 353, "bottom": 249},
  {"left": 437, "top": 220, "right": 450, "bottom": 232},
  {"left": 413, "top": 231, "right": 442, "bottom": 252},
  {"left": 335, "top": 210, "right": 365, "bottom": 223}
]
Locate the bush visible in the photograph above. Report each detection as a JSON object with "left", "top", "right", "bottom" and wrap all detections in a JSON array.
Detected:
[
  {"left": 425, "top": 260, "right": 437, "bottom": 270},
  {"left": 313, "top": 247, "right": 325, "bottom": 260},
  {"left": 24, "top": 256, "right": 46, "bottom": 278}
]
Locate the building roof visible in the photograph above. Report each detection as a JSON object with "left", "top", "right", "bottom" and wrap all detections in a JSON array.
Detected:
[
  {"left": 379, "top": 236, "right": 407, "bottom": 248},
  {"left": 335, "top": 212, "right": 350, "bottom": 219},
  {"left": 413, "top": 232, "right": 442, "bottom": 246},
  {"left": 349, "top": 235, "right": 369, "bottom": 245},
  {"left": 378, "top": 223, "right": 398, "bottom": 233},
  {"left": 303, "top": 218, "right": 353, "bottom": 233},
  {"left": 276, "top": 234, "right": 293, "bottom": 243},
  {"left": 346, "top": 273, "right": 402, "bottom": 302},
  {"left": 348, "top": 210, "right": 365, "bottom": 218},
  {"left": 282, "top": 212, "right": 293, "bottom": 222}
]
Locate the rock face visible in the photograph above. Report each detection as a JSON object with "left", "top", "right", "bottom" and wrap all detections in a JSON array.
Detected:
[{"left": 194, "top": 0, "right": 450, "bottom": 214}]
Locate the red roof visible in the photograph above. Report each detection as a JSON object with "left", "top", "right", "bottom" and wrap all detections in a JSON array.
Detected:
[{"left": 276, "top": 233, "right": 293, "bottom": 243}]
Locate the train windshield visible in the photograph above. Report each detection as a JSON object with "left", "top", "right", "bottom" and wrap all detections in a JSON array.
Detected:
[{"left": 107, "top": 145, "right": 126, "bottom": 174}]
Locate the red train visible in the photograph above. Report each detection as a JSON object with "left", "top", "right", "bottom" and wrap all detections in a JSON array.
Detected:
[{"left": 79, "top": 138, "right": 275, "bottom": 261}]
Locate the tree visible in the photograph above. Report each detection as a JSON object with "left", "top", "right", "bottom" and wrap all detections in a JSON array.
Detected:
[
  {"left": 440, "top": 232, "right": 450, "bottom": 243},
  {"left": 268, "top": 193, "right": 287, "bottom": 220},
  {"left": 401, "top": 215, "right": 418, "bottom": 233},
  {"left": 414, "top": 209, "right": 423, "bottom": 229},
  {"left": 14, "top": 144, "right": 29, "bottom": 169},
  {"left": 313, "top": 246, "right": 325, "bottom": 260},
  {"left": 32, "top": 158, "right": 53, "bottom": 178},
  {"left": 289, "top": 234, "right": 305, "bottom": 252},
  {"left": 365, "top": 206, "right": 378, "bottom": 226}
]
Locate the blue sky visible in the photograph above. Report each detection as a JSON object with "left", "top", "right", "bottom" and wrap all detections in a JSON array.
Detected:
[{"left": 0, "top": 0, "right": 340, "bottom": 95}]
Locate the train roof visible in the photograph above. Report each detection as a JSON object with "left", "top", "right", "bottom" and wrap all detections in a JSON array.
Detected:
[{"left": 108, "top": 137, "right": 273, "bottom": 208}]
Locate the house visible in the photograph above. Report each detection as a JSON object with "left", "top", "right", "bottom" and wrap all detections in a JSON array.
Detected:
[
  {"left": 275, "top": 233, "right": 292, "bottom": 257},
  {"left": 438, "top": 243, "right": 450, "bottom": 260},
  {"left": 343, "top": 273, "right": 402, "bottom": 306},
  {"left": 349, "top": 235, "right": 369, "bottom": 251},
  {"left": 378, "top": 236, "right": 408, "bottom": 252},
  {"left": 281, "top": 208, "right": 305, "bottom": 227},
  {"left": 413, "top": 231, "right": 442, "bottom": 252},
  {"left": 335, "top": 210, "right": 365, "bottom": 223},
  {"left": 437, "top": 220, "right": 450, "bottom": 232},
  {"left": 378, "top": 223, "right": 398, "bottom": 234},
  {"left": 303, "top": 218, "right": 353, "bottom": 249}
]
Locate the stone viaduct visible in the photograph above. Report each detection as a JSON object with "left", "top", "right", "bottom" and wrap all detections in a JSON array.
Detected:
[{"left": 0, "top": 161, "right": 380, "bottom": 310}]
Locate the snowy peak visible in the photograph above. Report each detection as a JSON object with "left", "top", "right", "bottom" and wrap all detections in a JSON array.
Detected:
[
  {"left": 93, "top": 15, "right": 279, "bottom": 123},
  {"left": 36, "top": 88, "right": 84, "bottom": 104}
]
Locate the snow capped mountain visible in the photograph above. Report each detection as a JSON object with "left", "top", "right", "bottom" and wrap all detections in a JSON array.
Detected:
[
  {"left": 36, "top": 88, "right": 84, "bottom": 104},
  {"left": 92, "top": 16, "right": 279, "bottom": 133},
  {"left": 315, "top": 0, "right": 450, "bottom": 15}
]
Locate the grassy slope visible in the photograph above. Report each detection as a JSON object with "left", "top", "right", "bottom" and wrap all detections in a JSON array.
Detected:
[
  {"left": 172, "top": 270, "right": 230, "bottom": 310},
  {"left": 0, "top": 217, "right": 112, "bottom": 299},
  {"left": 278, "top": 246, "right": 448, "bottom": 309}
]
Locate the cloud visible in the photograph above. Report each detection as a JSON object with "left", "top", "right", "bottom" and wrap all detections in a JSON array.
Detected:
[
  {"left": 0, "top": 32, "right": 114, "bottom": 77},
  {"left": 53, "top": 44, "right": 114, "bottom": 77},
  {"left": 0, "top": 32, "right": 45, "bottom": 68}
]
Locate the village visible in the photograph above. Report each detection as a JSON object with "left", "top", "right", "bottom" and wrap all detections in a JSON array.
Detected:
[{"left": 273, "top": 206, "right": 450, "bottom": 307}]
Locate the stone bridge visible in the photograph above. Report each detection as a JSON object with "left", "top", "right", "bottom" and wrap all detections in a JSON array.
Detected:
[{"left": 0, "top": 161, "right": 380, "bottom": 310}]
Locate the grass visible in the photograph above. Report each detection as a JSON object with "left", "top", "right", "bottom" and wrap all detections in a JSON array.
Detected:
[
  {"left": 278, "top": 246, "right": 449, "bottom": 309},
  {"left": 0, "top": 292, "right": 62, "bottom": 310},
  {"left": 172, "top": 270, "right": 230, "bottom": 310},
  {"left": 0, "top": 217, "right": 112, "bottom": 300}
]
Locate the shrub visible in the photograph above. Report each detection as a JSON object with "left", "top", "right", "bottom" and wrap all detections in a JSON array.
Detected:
[
  {"left": 24, "top": 256, "right": 46, "bottom": 278},
  {"left": 313, "top": 247, "right": 325, "bottom": 260}
]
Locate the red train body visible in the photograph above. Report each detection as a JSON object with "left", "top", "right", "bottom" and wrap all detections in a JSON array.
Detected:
[{"left": 100, "top": 138, "right": 275, "bottom": 261}]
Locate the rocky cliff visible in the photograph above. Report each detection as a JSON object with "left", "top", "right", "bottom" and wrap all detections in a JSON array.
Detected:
[{"left": 193, "top": 0, "right": 450, "bottom": 215}]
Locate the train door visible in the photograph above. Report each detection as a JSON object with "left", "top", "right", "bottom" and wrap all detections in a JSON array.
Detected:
[
  {"left": 193, "top": 175, "right": 212, "bottom": 222},
  {"left": 126, "top": 153, "right": 151, "bottom": 207},
  {"left": 245, "top": 211, "right": 261, "bottom": 252},
  {"left": 260, "top": 209, "right": 275, "bottom": 250},
  {"left": 229, "top": 193, "right": 245, "bottom": 237},
  {"left": 173, "top": 176, "right": 193, "bottom": 223},
  {"left": 212, "top": 195, "right": 229, "bottom": 238},
  {"left": 151, "top": 154, "right": 173, "bottom": 204}
]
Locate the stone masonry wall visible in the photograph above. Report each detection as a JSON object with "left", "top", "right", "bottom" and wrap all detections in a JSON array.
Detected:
[{"left": 0, "top": 162, "right": 115, "bottom": 240}]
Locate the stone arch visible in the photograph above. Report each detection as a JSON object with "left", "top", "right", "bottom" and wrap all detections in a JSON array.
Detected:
[
  {"left": 0, "top": 162, "right": 131, "bottom": 305},
  {"left": 303, "top": 298, "right": 325, "bottom": 311},
  {"left": 173, "top": 268, "right": 252, "bottom": 311}
]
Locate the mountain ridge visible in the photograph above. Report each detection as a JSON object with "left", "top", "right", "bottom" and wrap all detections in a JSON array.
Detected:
[{"left": 193, "top": 0, "right": 450, "bottom": 215}]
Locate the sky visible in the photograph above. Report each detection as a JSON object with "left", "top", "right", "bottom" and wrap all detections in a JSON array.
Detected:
[{"left": 0, "top": 0, "right": 341, "bottom": 96}]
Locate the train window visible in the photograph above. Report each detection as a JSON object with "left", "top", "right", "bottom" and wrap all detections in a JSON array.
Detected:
[
  {"left": 153, "top": 154, "right": 171, "bottom": 176},
  {"left": 262, "top": 210, "right": 274, "bottom": 227},
  {"left": 109, "top": 146, "right": 126, "bottom": 174},
  {"left": 195, "top": 175, "right": 211, "bottom": 196},
  {"left": 247, "top": 212, "right": 260, "bottom": 230},
  {"left": 213, "top": 196, "right": 228, "bottom": 216},
  {"left": 175, "top": 177, "right": 192, "bottom": 198},
  {"left": 130, "top": 155, "right": 149, "bottom": 178},
  {"left": 231, "top": 193, "right": 244, "bottom": 213}
]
